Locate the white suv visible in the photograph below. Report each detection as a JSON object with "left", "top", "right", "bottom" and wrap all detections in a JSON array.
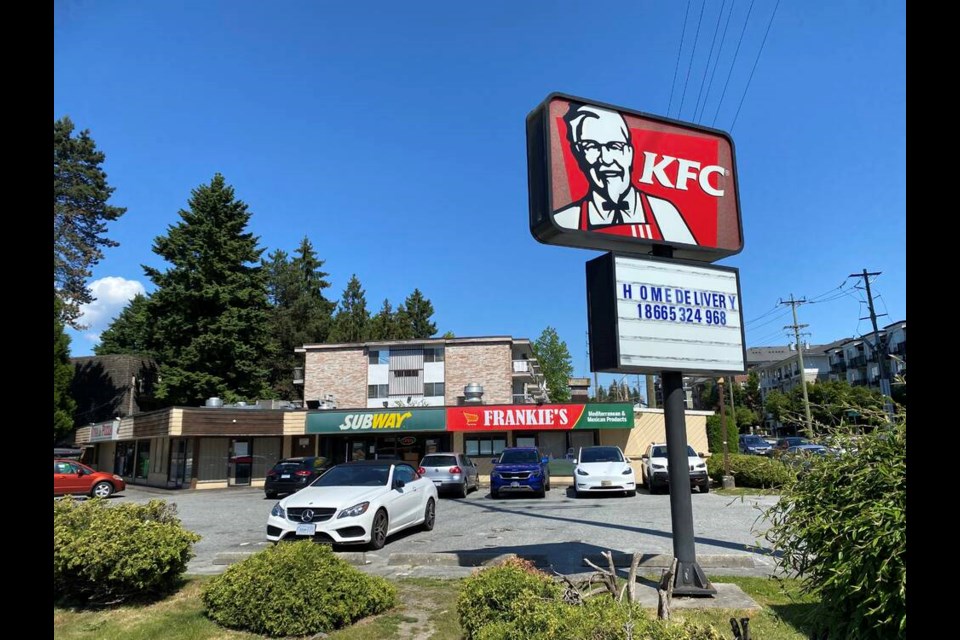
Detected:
[{"left": 640, "top": 443, "right": 710, "bottom": 494}]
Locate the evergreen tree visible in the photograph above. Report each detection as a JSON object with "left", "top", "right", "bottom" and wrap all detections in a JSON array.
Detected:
[
  {"left": 391, "top": 303, "right": 415, "bottom": 340},
  {"left": 401, "top": 288, "right": 437, "bottom": 339},
  {"left": 54, "top": 294, "right": 77, "bottom": 443},
  {"left": 262, "top": 238, "right": 335, "bottom": 398},
  {"left": 94, "top": 293, "right": 154, "bottom": 356},
  {"left": 54, "top": 116, "right": 127, "bottom": 328},
  {"left": 533, "top": 326, "right": 573, "bottom": 403},
  {"left": 143, "top": 174, "right": 271, "bottom": 406},
  {"left": 744, "top": 370, "right": 762, "bottom": 414},
  {"left": 329, "top": 275, "right": 370, "bottom": 343},
  {"left": 368, "top": 299, "right": 395, "bottom": 341}
]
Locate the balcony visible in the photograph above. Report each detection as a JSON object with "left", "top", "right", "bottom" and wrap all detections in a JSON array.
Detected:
[
  {"left": 848, "top": 355, "right": 866, "bottom": 368},
  {"left": 512, "top": 359, "right": 543, "bottom": 379},
  {"left": 893, "top": 341, "right": 907, "bottom": 356},
  {"left": 512, "top": 394, "right": 538, "bottom": 404},
  {"left": 830, "top": 360, "right": 847, "bottom": 372}
]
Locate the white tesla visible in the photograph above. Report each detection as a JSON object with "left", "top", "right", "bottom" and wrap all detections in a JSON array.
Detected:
[
  {"left": 572, "top": 445, "right": 637, "bottom": 497},
  {"left": 266, "top": 460, "right": 438, "bottom": 550}
]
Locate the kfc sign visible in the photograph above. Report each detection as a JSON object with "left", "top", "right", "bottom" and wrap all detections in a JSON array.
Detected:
[{"left": 527, "top": 93, "right": 743, "bottom": 262}]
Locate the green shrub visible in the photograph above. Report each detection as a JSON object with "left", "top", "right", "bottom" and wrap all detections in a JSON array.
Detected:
[
  {"left": 456, "top": 557, "right": 562, "bottom": 639},
  {"left": 459, "top": 558, "right": 723, "bottom": 640},
  {"left": 53, "top": 498, "right": 201, "bottom": 606},
  {"left": 763, "top": 417, "right": 906, "bottom": 639},
  {"left": 201, "top": 540, "right": 397, "bottom": 637},
  {"left": 706, "top": 453, "right": 797, "bottom": 488},
  {"left": 705, "top": 414, "right": 739, "bottom": 454},
  {"left": 472, "top": 590, "right": 723, "bottom": 640}
]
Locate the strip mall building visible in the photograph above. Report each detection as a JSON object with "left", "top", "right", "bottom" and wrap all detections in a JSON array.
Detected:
[{"left": 74, "top": 336, "right": 711, "bottom": 489}]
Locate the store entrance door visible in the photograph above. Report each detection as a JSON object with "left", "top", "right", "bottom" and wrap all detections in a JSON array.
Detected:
[{"left": 228, "top": 439, "right": 252, "bottom": 486}]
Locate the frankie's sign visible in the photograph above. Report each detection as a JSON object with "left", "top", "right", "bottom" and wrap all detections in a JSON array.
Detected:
[
  {"left": 527, "top": 93, "right": 742, "bottom": 262},
  {"left": 446, "top": 403, "right": 633, "bottom": 431}
]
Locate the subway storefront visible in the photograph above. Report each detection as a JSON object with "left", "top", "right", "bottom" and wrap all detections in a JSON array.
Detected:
[{"left": 306, "top": 403, "right": 634, "bottom": 476}]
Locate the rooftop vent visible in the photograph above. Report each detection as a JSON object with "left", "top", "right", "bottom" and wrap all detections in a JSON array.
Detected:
[
  {"left": 205, "top": 397, "right": 224, "bottom": 408},
  {"left": 463, "top": 383, "right": 484, "bottom": 404}
]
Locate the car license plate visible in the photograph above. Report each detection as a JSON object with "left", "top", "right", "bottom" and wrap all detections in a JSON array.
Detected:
[
  {"left": 296, "top": 523, "right": 316, "bottom": 536},
  {"left": 433, "top": 481, "right": 442, "bottom": 486},
  {"left": 601, "top": 480, "right": 612, "bottom": 487},
  {"left": 281, "top": 474, "right": 291, "bottom": 479},
  {"left": 510, "top": 481, "right": 520, "bottom": 488}
]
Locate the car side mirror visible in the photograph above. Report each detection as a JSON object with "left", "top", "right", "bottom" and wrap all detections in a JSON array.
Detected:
[
  {"left": 541, "top": 457, "right": 549, "bottom": 464},
  {"left": 76, "top": 470, "right": 84, "bottom": 477},
  {"left": 394, "top": 479, "right": 405, "bottom": 489},
  {"left": 641, "top": 455, "right": 649, "bottom": 460},
  {"left": 491, "top": 458, "right": 498, "bottom": 464},
  {"left": 571, "top": 459, "right": 578, "bottom": 465},
  {"left": 698, "top": 452, "right": 705, "bottom": 458}
]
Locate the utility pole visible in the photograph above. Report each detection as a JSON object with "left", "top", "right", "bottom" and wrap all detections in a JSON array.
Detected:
[
  {"left": 718, "top": 377, "right": 734, "bottom": 488},
  {"left": 780, "top": 295, "right": 813, "bottom": 438},
  {"left": 849, "top": 269, "right": 895, "bottom": 424},
  {"left": 646, "top": 375, "right": 657, "bottom": 408}
]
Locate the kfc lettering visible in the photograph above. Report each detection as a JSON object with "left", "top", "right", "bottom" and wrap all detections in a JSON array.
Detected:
[{"left": 638, "top": 152, "right": 727, "bottom": 197}]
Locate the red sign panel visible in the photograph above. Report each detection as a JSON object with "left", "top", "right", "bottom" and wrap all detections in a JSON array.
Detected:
[
  {"left": 527, "top": 93, "right": 742, "bottom": 262},
  {"left": 446, "top": 406, "right": 586, "bottom": 431}
]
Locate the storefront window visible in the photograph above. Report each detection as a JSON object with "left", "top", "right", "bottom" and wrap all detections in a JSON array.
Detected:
[
  {"left": 115, "top": 442, "right": 136, "bottom": 477},
  {"left": 467, "top": 437, "right": 506, "bottom": 457},
  {"left": 135, "top": 440, "right": 151, "bottom": 479}
]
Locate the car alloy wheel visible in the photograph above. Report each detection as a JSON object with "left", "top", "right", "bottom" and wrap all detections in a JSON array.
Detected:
[
  {"left": 369, "top": 510, "right": 388, "bottom": 550},
  {"left": 92, "top": 481, "right": 113, "bottom": 499},
  {"left": 422, "top": 499, "right": 436, "bottom": 531},
  {"left": 458, "top": 481, "right": 468, "bottom": 499}
]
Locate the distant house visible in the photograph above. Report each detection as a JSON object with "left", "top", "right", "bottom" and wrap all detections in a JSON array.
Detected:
[{"left": 70, "top": 354, "right": 160, "bottom": 428}]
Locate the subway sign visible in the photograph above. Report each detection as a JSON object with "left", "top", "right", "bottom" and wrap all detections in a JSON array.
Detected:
[
  {"left": 446, "top": 403, "right": 633, "bottom": 431},
  {"left": 306, "top": 408, "right": 446, "bottom": 434}
]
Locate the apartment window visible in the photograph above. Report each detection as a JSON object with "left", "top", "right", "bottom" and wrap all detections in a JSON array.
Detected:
[
  {"left": 465, "top": 437, "right": 507, "bottom": 457},
  {"left": 368, "top": 349, "right": 389, "bottom": 365},
  {"left": 424, "top": 382, "right": 445, "bottom": 396},
  {"left": 424, "top": 346, "right": 445, "bottom": 363},
  {"left": 367, "top": 384, "right": 389, "bottom": 399}
]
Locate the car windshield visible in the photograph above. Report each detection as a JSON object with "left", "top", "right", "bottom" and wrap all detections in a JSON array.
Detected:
[
  {"left": 579, "top": 447, "right": 624, "bottom": 463},
  {"left": 311, "top": 464, "right": 390, "bottom": 487},
  {"left": 742, "top": 436, "right": 766, "bottom": 445},
  {"left": 651, "top": 446, "right": 697, "bottom": 458},
  {"left": 421, "top": 455, "right": 457, "bottom": 467},
  {"left": 498, "top": 450, "right": 540, "bottom": 464}
]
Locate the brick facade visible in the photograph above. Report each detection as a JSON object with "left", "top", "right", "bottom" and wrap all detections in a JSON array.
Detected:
[
  {"left": 303, "top": 348, "right": 367, "bottom": 409},
  {"left": 444, "top": 342, "right": 513, "bottom": 405}
]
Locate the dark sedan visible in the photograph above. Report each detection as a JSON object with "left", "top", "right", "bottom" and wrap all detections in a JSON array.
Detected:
[{"left": 264, "top": 456, "right": 331, "bottom": 499}]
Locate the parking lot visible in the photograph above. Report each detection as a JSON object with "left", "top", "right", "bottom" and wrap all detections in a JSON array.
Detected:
[{"left": 118, "top": 482, "right": 782, "bottom": 577}]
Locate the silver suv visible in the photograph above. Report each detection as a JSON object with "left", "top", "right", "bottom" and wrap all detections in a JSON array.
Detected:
[{"left": 418, "top": 452, "right": 479, "bottom": 498}]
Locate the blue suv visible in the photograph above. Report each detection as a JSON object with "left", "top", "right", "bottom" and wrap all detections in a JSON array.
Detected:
[{"left": 490, "top": 447, "right": 551, "bottom": 498}]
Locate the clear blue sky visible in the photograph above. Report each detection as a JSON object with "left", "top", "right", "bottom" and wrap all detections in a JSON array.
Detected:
[{"left": 54, "top": 1, "right": 906, "bottom": 399}]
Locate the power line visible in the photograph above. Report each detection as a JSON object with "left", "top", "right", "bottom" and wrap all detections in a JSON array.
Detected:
[
  {"left": 678, "top": 0, "right": 707, "bottom": 120},
  {"left": 711, "top": 0, "right": 756, "bottom": 127},
  {"left": 697, "top": 0, "right": 737, "bottom": 124},
  {"left": 667, "top": 0, "right": 694, "bottom": 117},
  {"left": 729, "top": 0, "right": 781, "bottom": 132},
  {"left": 692, "top": 0, "right": 727, "bottom": 125},
  {"left": 746, "top": 307, "right": 791, "bottom": 331}
]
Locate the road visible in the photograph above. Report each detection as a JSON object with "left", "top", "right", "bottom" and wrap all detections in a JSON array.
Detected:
[{"left": 118, "top": 483, "right": 782, "bottom": 578}]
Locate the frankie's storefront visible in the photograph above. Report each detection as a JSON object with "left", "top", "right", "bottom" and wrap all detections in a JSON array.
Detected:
[{"left": 305, "top": 403, "right": 640, "bottom": 477}]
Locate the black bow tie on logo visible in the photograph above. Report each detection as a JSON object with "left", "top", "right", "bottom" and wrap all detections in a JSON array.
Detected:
[{"left": 601, "top": 199, "right": 629, "bottom": 224}]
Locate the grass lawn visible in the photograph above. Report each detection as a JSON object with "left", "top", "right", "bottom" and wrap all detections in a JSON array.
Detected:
[
  {"left": 54, "top": 574, "right": 817, "bottom": 640},
  {"left": 713, "top": 487, "right": 782, "bottom": 497}
]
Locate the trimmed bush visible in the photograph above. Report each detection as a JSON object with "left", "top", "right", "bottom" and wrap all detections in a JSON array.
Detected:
[
  {"left": 764, "top": 419, "right": 906, "bottom": 639},
  {"left": 456, "top": 557, "right": 562, "bottom": 640},
  {"left": 458, "top": 558, "right": 723, "bottom": 640},
  {"left": 474, "top": 593, "right": 723, "bottom": 640},
  {"left": 201, "top": 540, "right": 397, "bottom": 637},
  {"left": 707, "top": 452, "right": 796, "bottom": 488},
  {"left": 705, "top": 414, "right": 739, "bottom": 454},
  {"left": 53, "top": 498, "right": 201, "bottom": 606}
]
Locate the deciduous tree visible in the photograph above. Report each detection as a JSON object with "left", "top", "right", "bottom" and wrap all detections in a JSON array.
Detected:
[{"left": 533, "top": 327, "right": 573, "bottom": 403}]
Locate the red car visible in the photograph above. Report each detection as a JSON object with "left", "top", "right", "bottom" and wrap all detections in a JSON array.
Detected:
[{"left": 54, "top": 459, "right": 126, "bottom": 498}]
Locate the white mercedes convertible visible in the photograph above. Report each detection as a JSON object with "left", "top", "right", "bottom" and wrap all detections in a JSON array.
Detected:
[{"left": 266, "top": 460, "right": 438, "bottom": 549}]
